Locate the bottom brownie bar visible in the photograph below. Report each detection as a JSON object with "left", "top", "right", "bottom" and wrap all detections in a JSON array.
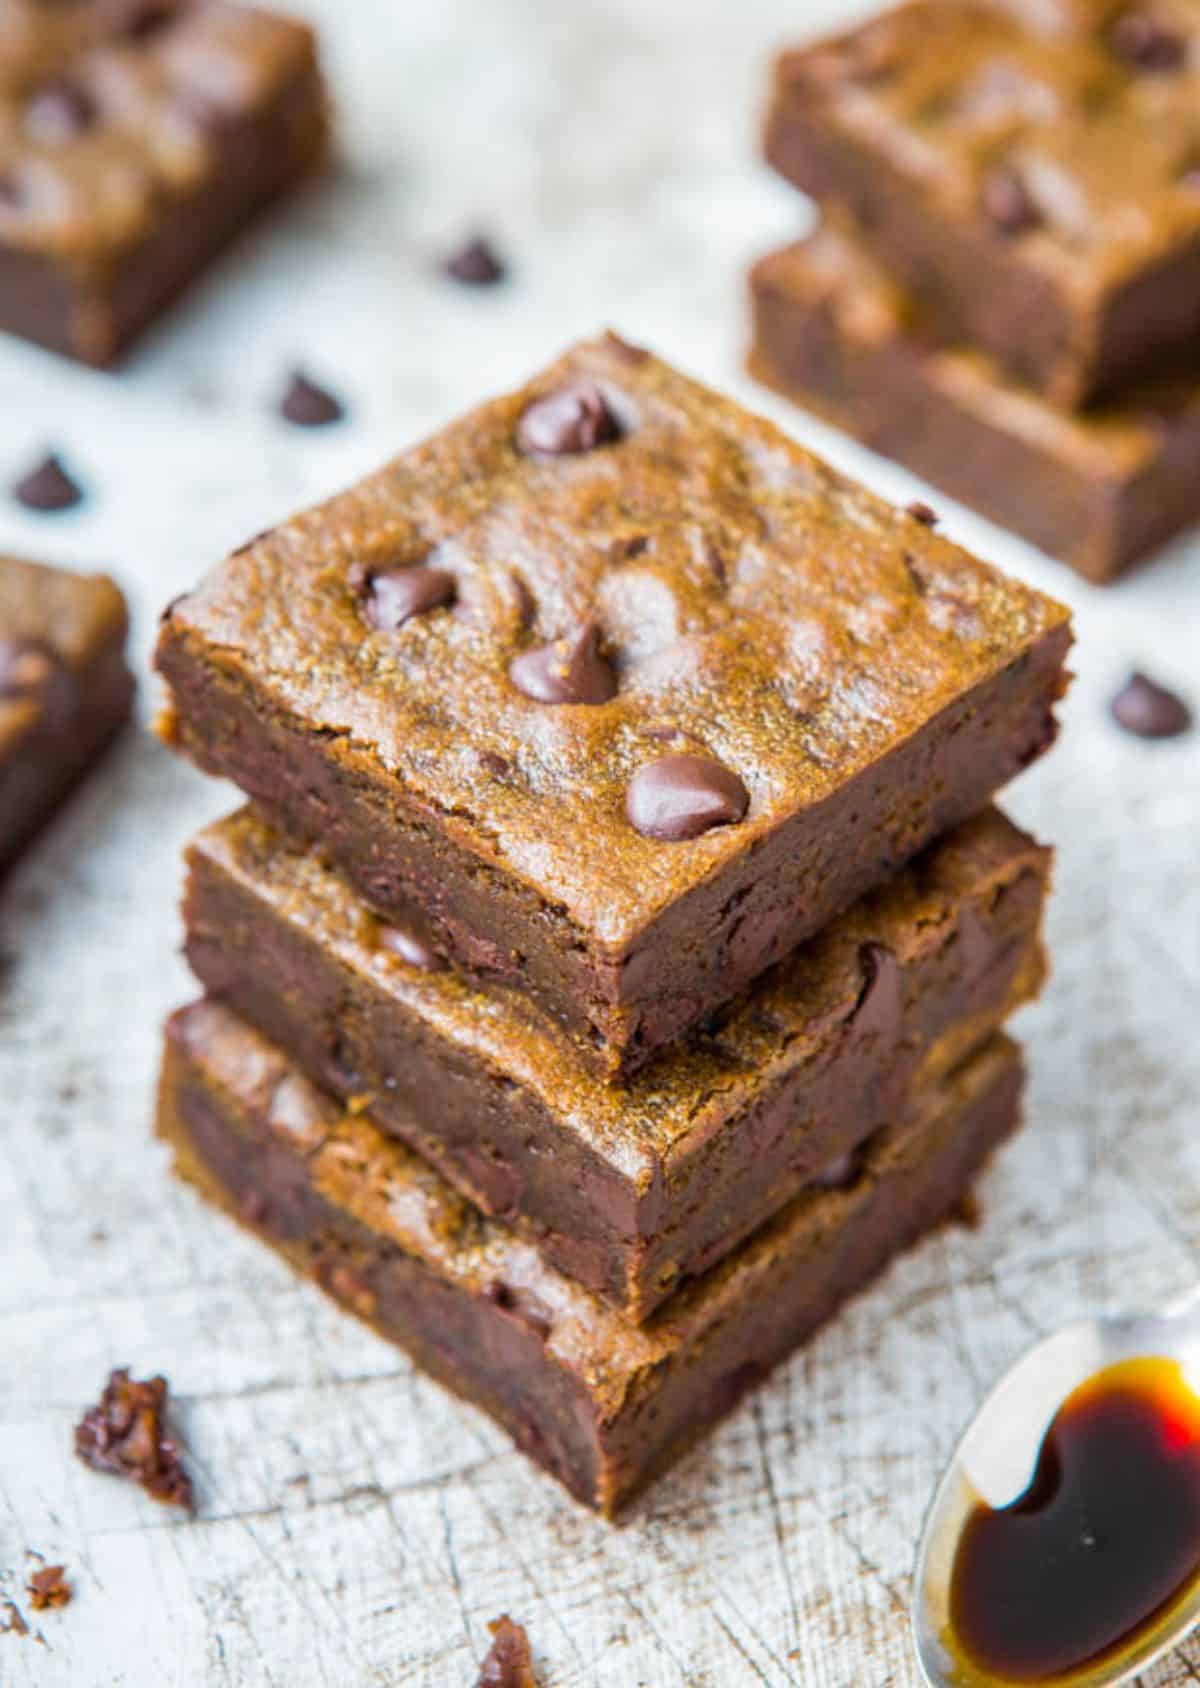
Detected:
[
  {"left": 1, "top": 556, "right": 134, "bottom": 878},
  {"left": 157, "top": 1001, "right": 1023, "bottom": 1516},
  {"left": 749, "top": 230, "right": 1200, "bottom": 585}
]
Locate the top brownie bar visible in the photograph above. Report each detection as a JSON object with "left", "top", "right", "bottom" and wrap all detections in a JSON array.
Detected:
[
  {"left": 156, "top": 335, "right": 1071, "bottom": 1079},
  {"left": 766, "top": 0, "right": 1200, "bottom": 407},
  {"left": 0, "top": 0, "right": 325, "bottom": 365}
]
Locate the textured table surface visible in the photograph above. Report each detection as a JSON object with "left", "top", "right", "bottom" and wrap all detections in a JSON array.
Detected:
[{"left": 1, "top": 2, "right": 1199, "bottom": 1684}]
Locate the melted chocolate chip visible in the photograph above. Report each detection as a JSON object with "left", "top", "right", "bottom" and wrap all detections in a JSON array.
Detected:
[
  {"left": 853, "top": 943, "right": 902, "bottom": 1044},
  {"left": 279, "top": 371, "right": 344, "bottom": 427},
  {"left": 0, "top": 638, "right": 57, "bottom": 701},
  {"left": 443, "top": 234, "right": 506, "bottom": 286},
  {"left": 509, "top": 620, "right": 616, "bottom": 705},
  {"left": 907, "top": 500, "right": 939, "bottom": 527},
  {"left": 516, "top": 383, "right": 618, "bottom": 456},
  {"left": 627, "top": 753, "right": 749, "bottom": 841},
  {"left": 360, "top": 565, "right": 457, "bottom": 630},
  {"left": 810, "top": 1149, "right": 862, "bottom": 1193},
  {"left": 1111, "top": 10, "right": 1187, "bottom": 71},
  {"left": 74, "top": 1369, "right": 193, "bottom": 1510},
  {"left": 477, "top": 1614, "right": 537, "bottom": 1688},
  {"left": 25, "top": 81, "right": 97, "bottom": 144},
  {"left": 376, "top": 923, "right": 446, "bottom": 971},
  {"left": 1110, "top": 671, "right": 1192, "bottom": 738},
  {"left": 981, "top": 166, "right": 1042, "bottom": 237},
  {"left": 13, "top": 452, "right": 83, "bottom": 512}
]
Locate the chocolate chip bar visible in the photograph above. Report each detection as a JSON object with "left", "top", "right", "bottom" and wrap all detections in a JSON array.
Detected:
[
  {"left": 157, "top": 999, "right": 1024, "bottom": 1515},
  {"left": 1, "top": 554, "right": 133, "bottom": 877},
  {"left": 765, "top": 0, "right": 1200, "bottom": 407},
  {"left": 0, "top": 0, "right": 327, "bottom": 365},
  {"left": 749, "top": 227, "right": 1200, "bottom": 583},
  {"left": 156, "top": 336, "right": 1071, "bottom": 1079},
  {"left": 183, "top": 804, "right": 1049, "bottom": 1321}
]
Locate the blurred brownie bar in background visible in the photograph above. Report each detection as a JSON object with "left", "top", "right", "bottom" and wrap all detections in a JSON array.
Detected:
[
  {"left": 0, "top": 0, "right": 327, "bottom": 365},
  {"left": 749, "top": 228, "right": 1200, "bottom": 583},
  {"left": 765, "top": 0, "right": 1200, "bottom": 408},
  {"left": 1, "top": 554, "right": 133, "bottom": 877},
  {"left": 156, "top": 336, "right": 1070, "bottom": 1079}
]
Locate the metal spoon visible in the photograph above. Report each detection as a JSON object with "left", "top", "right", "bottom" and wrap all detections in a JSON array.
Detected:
[{"left": 912, "top": 1284, "right": 1200, "bottom": 1687}]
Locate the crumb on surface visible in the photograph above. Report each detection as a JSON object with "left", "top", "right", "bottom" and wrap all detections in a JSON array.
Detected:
[
  {"left": 27, "top": 1566, "right": 70, "bottom": 1611},
  {"left": 477, "top": 1614, "right": 537, "bottom": 1687},
  {"left": 74, "top": 1368, "right": 194, "bottom": 1510}
]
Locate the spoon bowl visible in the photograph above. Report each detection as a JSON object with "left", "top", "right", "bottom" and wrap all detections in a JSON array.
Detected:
[{"left": 912, "top": 1284, "right": 1200, "bottom": 1687}]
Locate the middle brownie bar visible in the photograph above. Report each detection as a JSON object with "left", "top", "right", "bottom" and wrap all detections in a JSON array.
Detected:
[{"left": 184, "top": 805, "right": 1048, "bottom": 1322}]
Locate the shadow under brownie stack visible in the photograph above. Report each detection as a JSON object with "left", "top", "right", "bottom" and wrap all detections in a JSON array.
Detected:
[
  {"left": 153, "top": 335, "right": 1071, "bottom": 1515},
  {"left": 754, "top": 0, "right": 1200, "bottom": 584}
]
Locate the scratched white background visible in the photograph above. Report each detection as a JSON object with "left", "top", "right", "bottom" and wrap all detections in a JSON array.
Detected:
[{"left": 1, "top": 1, "right": 1199, "bottom": 1683}]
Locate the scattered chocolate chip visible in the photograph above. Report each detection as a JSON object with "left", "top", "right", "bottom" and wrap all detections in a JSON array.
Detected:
[
  {"left": 443, "top": 234, "right": 506, "bottom": 286},
  {"left": 477, "top": 1614, "right": 537, "bottom": 1688},
  {"left": 510, "top": 620, "right": 616, "bottom": 706},
  {"left": 13, "top": 452, "right": 83, "bottom": 512},
  {"left": 602, "top": 329, "right": 650, "bottom": 365},
  {"left": 516, "top": 383, "right": 618, "bottom": 456},
  {"left": 25, "top": 80, "right": 97, "bottom": 144},
  {"left": 907, "top": 500, "right": 939, "bottom": 527},
  {"left": 279, "top": 371, "right": 344, "bottom": 427},
  {"left": 1110, "top": 671, "right": 1192, "bottom": 738},
  {"left": 627, "top": 753, "right": 749, "bottom": 842},
  {"left": 0, "top": 638, "right": 56, "bottom": 701},
  {"left": 478, "top": 749, "right": 510, "bottom": 778},
  {"left": 376, "top": 923, "right": 446, "bottom": 971},
  {"left": 360, "top": 565, "right": 457, "bottom": 630},
  {"left": 74, "top": 1368, "right": 194, "bottom": 1510},
  {"left": 1111, "top": 10, "right": 1187, "bottom": 71},
  {"left": 981, "top": 166, "right": 1042, "bottom": 237},
  {"left": 27, "top": 1566, "right": 70, "bottom": 1612}
]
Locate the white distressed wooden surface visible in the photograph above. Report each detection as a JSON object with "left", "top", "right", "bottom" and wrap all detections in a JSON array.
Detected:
[{"left": 1, "top": 2, "right": 1199, "bottom": 1682}]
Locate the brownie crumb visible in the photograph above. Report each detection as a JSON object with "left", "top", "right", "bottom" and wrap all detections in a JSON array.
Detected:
[
  {"left": 906, "top": 499, "right": 939, "bottom": 527},
  {"left": 0, "top": 1600, "right": 28, "bottom": 1636},
  {"left": 27, "top": 1566, "right": 70, "bottom": 1612},
  {"left": 12, "top": 452, "right": 84, "bottom": 513},
  {"left": 74, "top": 1368, "right": 194, "bottom": 1510},
  {"left": 477, "top": 1615, "right": 537, "bottom": 1687}
]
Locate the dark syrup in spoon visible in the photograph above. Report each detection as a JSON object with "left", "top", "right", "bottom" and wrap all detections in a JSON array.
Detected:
[{"left": 949, "top": 1357, "right": 1200, "bottom": 1682}]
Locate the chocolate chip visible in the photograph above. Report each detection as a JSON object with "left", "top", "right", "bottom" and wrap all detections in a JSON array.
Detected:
[
  {"left": 13, "top": 452, "right": 83, "bottom": 512},
  {"left": 477, "top": 1615, "right": 536, "bottom": 1688},
  {"left": 1111, "top": 10, "right": 1187, "bottom": 71},
  {"left": 907, "top": 500, "right": 939, "bottom": 527},
  {"left": 360, "top": 565, "right": 457, "bottom": 630},
  {"left": 25, "top": 81, "right": 97, "bottom": 144},
  {"left": 0, "top": 638, "right": 56, "bottom": 701},
  {"left": 981, "top": 166, "right": 1042, "bottom": 237},
  {"left": 279, "top": 371, "right": 344, "bottom": 427},
  {"left": 443, "top": 234, "right": 506, "bottom": 286},
  {"left": 376, "top": 923, "right": 446, "bottom": 971},
  {"left": 478, "top": 750, "right": 511, "bottom": 779},
  {"left": 74, "top": 1369, "right": 193, "bottom": 1510},
  {"left": 853, "top": 943, "right": 902, "bottom": 1044},
  {"left": 27, "top": 1566, "right": 70, "bottom": 1612},
  {"left": 516, "top": 383, "right": 618, "bottom": 456},
  {"left": 1110, "top": 671, "right": 1192, "bottom": 738},
  {"left": 627, "top": 753, "right": 749, "bottom": 841},
  {"left": 509, "top": 620, "right": 616, "bottom": 706}
]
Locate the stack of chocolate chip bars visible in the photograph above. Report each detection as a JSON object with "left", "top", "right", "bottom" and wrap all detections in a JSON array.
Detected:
[
  {"left": 752, "top": 0, "right": 1200, "bottom": 584},
  {"left": 153, "top": 336, "right": 1071, "bottom": 1515}
]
